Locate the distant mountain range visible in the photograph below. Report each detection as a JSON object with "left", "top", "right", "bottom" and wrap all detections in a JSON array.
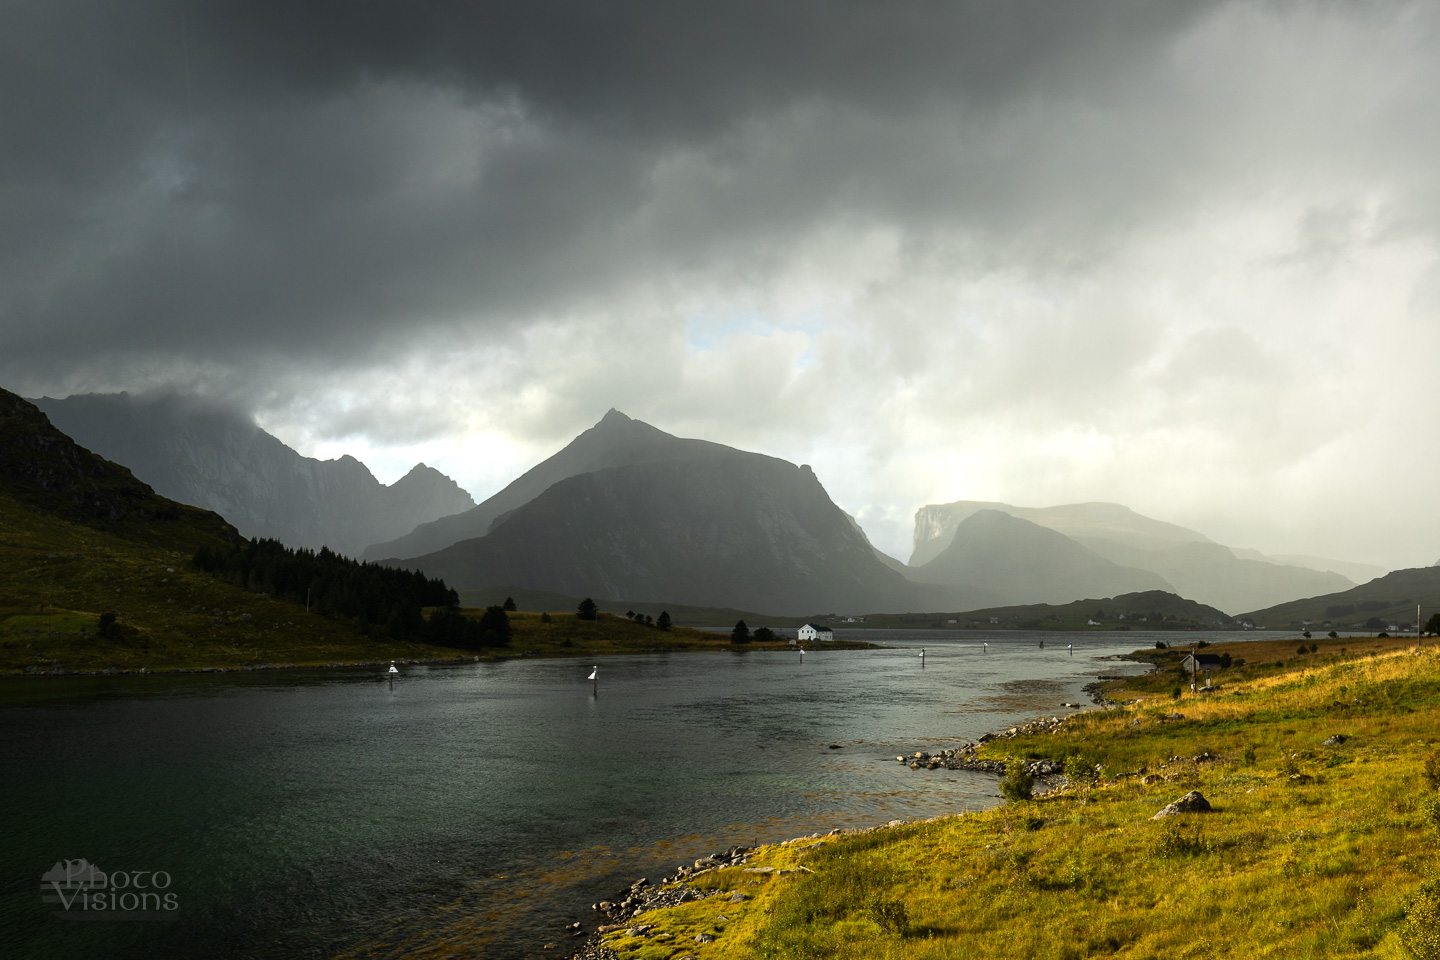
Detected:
[
  {"left": 33, "top": 392, "right": 475, "bottom": 557},
  {"left": 908, "top": 500, "right": 1364, "bottom": 614},
  {"left": 22, "top": 391, "right": 1397, "bottom": 619}
]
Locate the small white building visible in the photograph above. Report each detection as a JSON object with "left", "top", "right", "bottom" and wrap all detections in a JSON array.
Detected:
[{"left": 798, "top": 622, "right": 835, "bottom": 643}]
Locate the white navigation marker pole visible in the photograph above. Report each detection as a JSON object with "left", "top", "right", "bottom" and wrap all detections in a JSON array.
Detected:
[
  {"left": 388, "top": 660, "right": 398, "bottom": 684},
  {"left": 983, "top": 641, "right": 988, "bottom": 652},
  {"left": 1067, "top": 643, "right": 1073, "bottom": 655},
  {"left": 919, "top": 648, "right": 925, "bottom": 668},
  {"left": 588, "top": 666, "right": 598, "bottom": 695}
]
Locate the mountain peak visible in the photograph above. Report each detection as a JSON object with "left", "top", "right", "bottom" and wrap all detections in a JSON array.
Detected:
[{"left": 597, "top": 408, "right": 633, "bottom": 427}]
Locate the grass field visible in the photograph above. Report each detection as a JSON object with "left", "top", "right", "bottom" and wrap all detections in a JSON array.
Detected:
[{"left": 595, "top": 638, "right": 1440, "bottom": 959}]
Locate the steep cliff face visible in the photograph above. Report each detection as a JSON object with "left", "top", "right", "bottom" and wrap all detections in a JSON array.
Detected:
[
  {"left": 392, "top": 415, "right": 915, "bottom": 615},
  {"left": 33, "top": 393, "right": 473, "bottom": 556}
]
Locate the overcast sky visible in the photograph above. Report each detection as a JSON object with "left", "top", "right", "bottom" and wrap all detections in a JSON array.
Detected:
[{"left": 3, "top": 1, "right": 1438, "bottom": 569}]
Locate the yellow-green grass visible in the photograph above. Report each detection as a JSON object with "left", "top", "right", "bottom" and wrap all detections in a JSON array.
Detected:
[{"left": 597, "top": 646, "right": 1440, "bottom": 959}]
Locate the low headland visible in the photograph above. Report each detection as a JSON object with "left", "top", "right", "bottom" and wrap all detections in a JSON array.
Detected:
[{"left": 566, "top": 634, "right": 1440, "bottom": 959}]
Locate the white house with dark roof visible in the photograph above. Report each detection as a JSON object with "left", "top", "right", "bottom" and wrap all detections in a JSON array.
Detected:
[{"left": 797, "top": 622, "right": 835, "bottom": 643}]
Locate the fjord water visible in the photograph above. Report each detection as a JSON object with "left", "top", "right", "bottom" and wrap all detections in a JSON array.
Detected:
[{"left": 3, "top": 631, "right": 1179, "bottom": 959}]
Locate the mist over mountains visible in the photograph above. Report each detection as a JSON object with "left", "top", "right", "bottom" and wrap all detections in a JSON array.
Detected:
[
  {"left": 909, "top": 500, "right": 1359, "bottom": 614},
  {"left": 33, "top": 393, "right": 474, "bottom": 557},
  {"left": 909, "top": 509, "right": 1172, "bottom": 607}
]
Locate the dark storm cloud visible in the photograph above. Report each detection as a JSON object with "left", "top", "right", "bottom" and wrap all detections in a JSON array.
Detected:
[{"left": 0, "top": 0, "right": 1218, "bottom": 372}]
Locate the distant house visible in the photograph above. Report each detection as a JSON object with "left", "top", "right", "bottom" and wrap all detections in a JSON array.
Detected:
[
  {"left": 798, "top": 623, "right": 835, "bottom": 643},
  {"left": 1181, "top": 653, "right": 1224, "bottom": 673}
]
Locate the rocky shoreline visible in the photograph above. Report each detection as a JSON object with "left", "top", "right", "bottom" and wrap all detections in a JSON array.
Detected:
[
  {"left": 561, "top": 662, "right": 1152, "bottom": 958},
  {"left": 563, "top": 704, "right": 1111, "bottom": 957}
]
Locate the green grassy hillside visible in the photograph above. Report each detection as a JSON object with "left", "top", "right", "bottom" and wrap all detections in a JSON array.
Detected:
[
  {"left": 1242, "top": 565, "right": 1440, "bottom": 630},
  {"left": 0, "top": 489, "right": 467, "bottom": 672}
]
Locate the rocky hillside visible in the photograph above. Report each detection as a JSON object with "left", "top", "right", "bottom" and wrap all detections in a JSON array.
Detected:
[
  {"left": 34, "top": 392, "right": 473, "bottom": 556},
  {"left": 0, "top": 387, "right": 236, "bottom": 549},
  {"left": 386, "top": 414, "right": 916, "bottom": 616}
]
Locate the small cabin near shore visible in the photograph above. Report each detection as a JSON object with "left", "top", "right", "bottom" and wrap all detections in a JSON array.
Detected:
[
  {"left": 1181, "top": 653, "right": 1224, "bottom": 673},
  {"left": 798, "top": 622, "right": 835, "bottom": 643}
]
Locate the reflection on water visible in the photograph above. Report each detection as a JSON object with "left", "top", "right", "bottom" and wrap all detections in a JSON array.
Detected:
[{"left": 0, "top": 630, "right": 1181, "bottom": 959}]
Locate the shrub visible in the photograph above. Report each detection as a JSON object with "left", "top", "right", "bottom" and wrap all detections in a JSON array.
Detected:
[
  {"left": 868, "top": 898, "right": 910, "bottom": 936},
  {"left": 1151, "top": 819, "right": 1207, "bottom": 859},
  {"left": 540, "top": 612, "right": 552, "bottom": 623},
  {"left": 1402, "top": 874, "right": 1440, "bottom": 960},
  {"left": 1242, "top": 744, "right": 1257, "bottom": 766},
  {"left": 476, "top": 605, "right": 512, "bottom": 645},
  {"left": 999, "top": 763, "right": 1035, "bottom": 803},
  {"left": 730, "top": 620, "right": 751, "bottom": 644},
  {"left": 1171, "top": 684, "right": 1182, "bottom": 700},
  {"left": 1424, "top": 749, "right": 1440, "bottom": 792}
]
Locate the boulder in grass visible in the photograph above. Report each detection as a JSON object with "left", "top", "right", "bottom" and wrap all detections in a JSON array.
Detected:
[{"left": 1151, "top": 790, "right": 1212, "bottom": 819}]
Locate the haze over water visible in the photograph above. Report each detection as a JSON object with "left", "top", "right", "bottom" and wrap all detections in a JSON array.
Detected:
[{"left": 2, "top": 631, "right": 1188, "bottom": 958}]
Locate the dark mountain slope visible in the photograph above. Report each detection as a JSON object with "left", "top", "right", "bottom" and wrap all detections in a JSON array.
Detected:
[
  {"left": 364, "top": 408, "right": 726, "bottom": 560},
  {"left": 395, "top": 448, "right": 914, "bottom": 616},
  {"left": 0, "top": 388, "right": 235, "bottom": 550}
]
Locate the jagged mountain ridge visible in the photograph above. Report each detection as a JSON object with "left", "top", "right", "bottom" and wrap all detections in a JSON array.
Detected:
[
  {"left": 910, "top": 499, "right": 1358, "bottom": 614},
  {"left": 33, "top": 392, "right": 474, "bottom": 557},
  {"left": 909, "top": 509, "right": 1174, "bottom": 606},
  {"left": 385, "top": 413, "right": 919, "bottom": 615}
]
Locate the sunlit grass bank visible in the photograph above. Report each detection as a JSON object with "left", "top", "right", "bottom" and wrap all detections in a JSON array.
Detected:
[{"left": 599, "top": 644, "right": 1440, "bottom": 959}]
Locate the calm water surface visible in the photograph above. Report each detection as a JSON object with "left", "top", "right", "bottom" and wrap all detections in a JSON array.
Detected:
[{"left": 1, "top": 630, "right": 1197, "bottom": 959}]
